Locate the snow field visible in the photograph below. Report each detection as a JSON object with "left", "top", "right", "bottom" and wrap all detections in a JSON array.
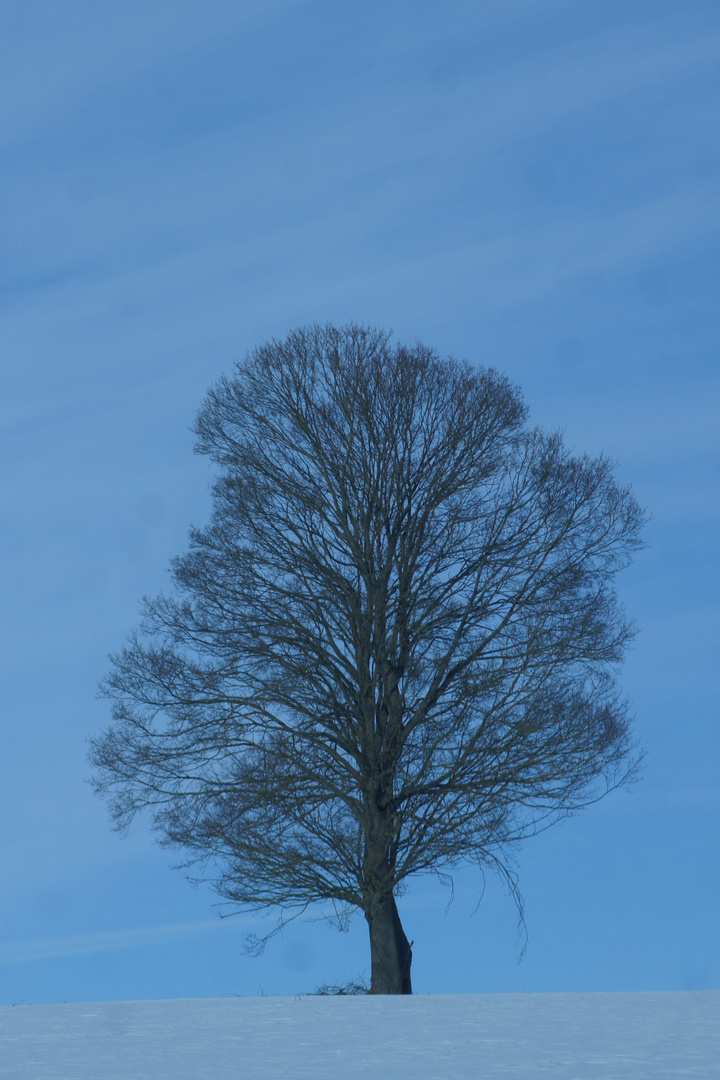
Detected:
[{"left": 1, "top": 990, "right": 718, "bottom": 1080}]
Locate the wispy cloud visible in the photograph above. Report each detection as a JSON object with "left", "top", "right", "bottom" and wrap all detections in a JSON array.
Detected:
[
  {"left": 0, "top": 918, "right": 249, "bottom": 966},
  {"left": 0, "top": 0, "right": 308, "bottom": 144}
]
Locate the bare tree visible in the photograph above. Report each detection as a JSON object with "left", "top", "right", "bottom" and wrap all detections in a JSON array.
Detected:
[{"left": 90, "top": 323, "right": 645, "bottom": 994}]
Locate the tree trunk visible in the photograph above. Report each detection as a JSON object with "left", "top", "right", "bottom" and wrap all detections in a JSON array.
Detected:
[{"left": 366, "top": 893, "right": 413, "bottom": 994}]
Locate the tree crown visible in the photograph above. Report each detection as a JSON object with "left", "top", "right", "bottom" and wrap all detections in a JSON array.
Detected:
[{"left": 92, "top": 322, "right": 645, "bottom": 938}]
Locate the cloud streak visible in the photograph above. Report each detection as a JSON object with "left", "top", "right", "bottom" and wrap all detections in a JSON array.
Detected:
[{"left": 0, "top": 918, "right": 250, "bottom": 967}]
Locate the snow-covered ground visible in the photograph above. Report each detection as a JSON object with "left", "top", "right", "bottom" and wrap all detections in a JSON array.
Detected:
[{"left": 1, "top": 991, "right": 717, "bottom": 1079}]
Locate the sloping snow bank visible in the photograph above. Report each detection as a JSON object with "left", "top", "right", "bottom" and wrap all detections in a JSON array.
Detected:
[{"left": 1, "top": 991, "right": 718, "bottom": 1079}]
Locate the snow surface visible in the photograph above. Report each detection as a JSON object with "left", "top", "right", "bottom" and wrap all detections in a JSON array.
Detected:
[{"left": 1, "top": 991, "right": 718, "bottom": 1079}]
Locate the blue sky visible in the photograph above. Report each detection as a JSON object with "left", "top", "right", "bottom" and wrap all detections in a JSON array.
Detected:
[{"left": 1, "top": 0, "right": 718, "bottom": 1003}]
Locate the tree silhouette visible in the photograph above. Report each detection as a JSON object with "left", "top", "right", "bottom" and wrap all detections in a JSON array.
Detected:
[{"left": 90, "top": 323, "right": 645, "bottom": 993}]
